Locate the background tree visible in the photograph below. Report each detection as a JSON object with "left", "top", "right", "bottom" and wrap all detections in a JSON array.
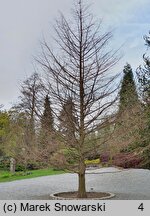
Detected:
[
  {"left": 39, "top": 95, "right": 57, "bottom": 163},
  {"left": 119, "top": 63, "right": 138, "bottom": 111},
  {"left": 0, "top": 111, "right": 10, "bottom": 156},
  {"left": 16, "top": 72, "right": 45, "bottom": 147},
  {"left": 118, "top": 63, "right": 139, "bottom": 146},
  {"left": 137, "top": 56, "right": 150, "bottom": 104},
  {"left": 37, "top": 0, "right": 120, "bottom": 198},
  {"left": 2, "top": 110, "right": 29, "bottom": 166},
  {"left": 109, "top": 63, "right": 140, "bottom": 153},
  {"left": 136, "top": 32, "right": 150, "bottom": 163},
  {"left": 0, "top": 109, "right": 28, "bottom": 171},
  {"left": 110, "top": 32, "right": 150, "bottom": 169},
  {"left": 41, "top": 95, "right": 53, "bottom": 132},
  {"left": 59, "top": 97, "right": 77, "bottom": 147}
]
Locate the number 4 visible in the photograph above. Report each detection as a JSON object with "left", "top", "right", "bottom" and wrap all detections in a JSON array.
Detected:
[{"left": 138, "top": 203, "right": 144, "bottom": 211}]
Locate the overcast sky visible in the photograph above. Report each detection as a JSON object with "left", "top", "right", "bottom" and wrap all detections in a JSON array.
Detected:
[{"left": 0, "top": 0, "right": 149, "bottom": 109}]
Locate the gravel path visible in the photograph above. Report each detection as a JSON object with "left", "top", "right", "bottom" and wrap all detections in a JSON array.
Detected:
[{"left": 0, "top": 168, "right": 150, "bottom": 200}]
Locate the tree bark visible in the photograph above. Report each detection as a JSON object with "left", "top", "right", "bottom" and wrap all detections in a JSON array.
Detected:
[{"left": 77, "top": 161, "right": 87, "bottom": 198}]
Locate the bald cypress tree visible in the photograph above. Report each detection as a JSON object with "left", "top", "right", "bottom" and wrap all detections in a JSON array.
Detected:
[{"left": 37, "top": 0, "right": 120, "bottom": 198}]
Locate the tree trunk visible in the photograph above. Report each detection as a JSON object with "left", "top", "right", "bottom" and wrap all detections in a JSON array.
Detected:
[
  {"left": 77, "top": 162, "right": 87, "bottom": 198},
  {"left": 10, "top": 158, "right": 16, "bottom": 173}
]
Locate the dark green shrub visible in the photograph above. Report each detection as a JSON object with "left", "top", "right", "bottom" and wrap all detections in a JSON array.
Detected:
[
  {"left": 27, "top": 162, "right": 41, "bottom": 170},
  {"left": 0, "top": 156, "right": 10, "bottom": 170},
  {"left": 15, "top": 164, "right": 26, "bottom": 172}
]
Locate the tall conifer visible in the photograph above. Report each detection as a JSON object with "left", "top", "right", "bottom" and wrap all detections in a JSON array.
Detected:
[
  {"left": 41, "top": 95, "right": 53, "bottom": 132},
  {"left": 119, "top": 63, "right": 138, "bottom": 111}
]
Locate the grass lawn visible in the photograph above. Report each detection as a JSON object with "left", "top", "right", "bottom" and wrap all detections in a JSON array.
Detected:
[{"left": 0, "top": 168, "right": 65, "bottom": 183}]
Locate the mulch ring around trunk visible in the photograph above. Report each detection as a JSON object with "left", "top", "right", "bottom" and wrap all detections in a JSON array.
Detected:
[{"left": 50, "top": 191, "right": 115, "bottom": 200}]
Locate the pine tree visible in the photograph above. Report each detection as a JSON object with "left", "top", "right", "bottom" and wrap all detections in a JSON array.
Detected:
[
  {"left": 39, "top": 95, "right": 54, "bottom": 152},
  {"left": 119, "top": 63, "right": 138, "bottom": 111},
  {"left": 115, "top": 63, "right": 140, "bottom": 151},
  {"left": 41, "top": 95, "right": 53, "bottom": 132},
  {"left": 59, "top": 97, "right": 77, "bottom": 147}
]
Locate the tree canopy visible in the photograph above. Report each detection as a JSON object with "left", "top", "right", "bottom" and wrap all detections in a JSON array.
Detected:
[{"left": 37, "top": 0, "right": 120, "bottom": 198}]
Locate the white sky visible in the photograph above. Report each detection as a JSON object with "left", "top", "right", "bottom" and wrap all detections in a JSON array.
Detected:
[{"left": 0, "top": 0, "right": 149, "bottom": 109}]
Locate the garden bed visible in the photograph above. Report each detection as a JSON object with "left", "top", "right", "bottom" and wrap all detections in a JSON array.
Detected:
[{"left": 50, "top": 191, "right": 115, "bottom": 200}]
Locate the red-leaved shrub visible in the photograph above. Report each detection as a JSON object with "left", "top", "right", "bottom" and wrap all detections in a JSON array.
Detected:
[
  {"left": 112, "top": 152, "right": 142, "bottom": 168},
  {"left": 100, "top": 152, "right": 110, "bottom": 163}
]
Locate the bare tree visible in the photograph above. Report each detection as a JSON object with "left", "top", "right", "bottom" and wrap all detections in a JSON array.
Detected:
[
  {"left": 15, "top": 73, "right": 46, "bottom": 146},
  {"left": 37, "top": 0, "right": 120, "bottom": 198},
  {"left": 18, "top": 73, "right": 45, "bottom": 118}
]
